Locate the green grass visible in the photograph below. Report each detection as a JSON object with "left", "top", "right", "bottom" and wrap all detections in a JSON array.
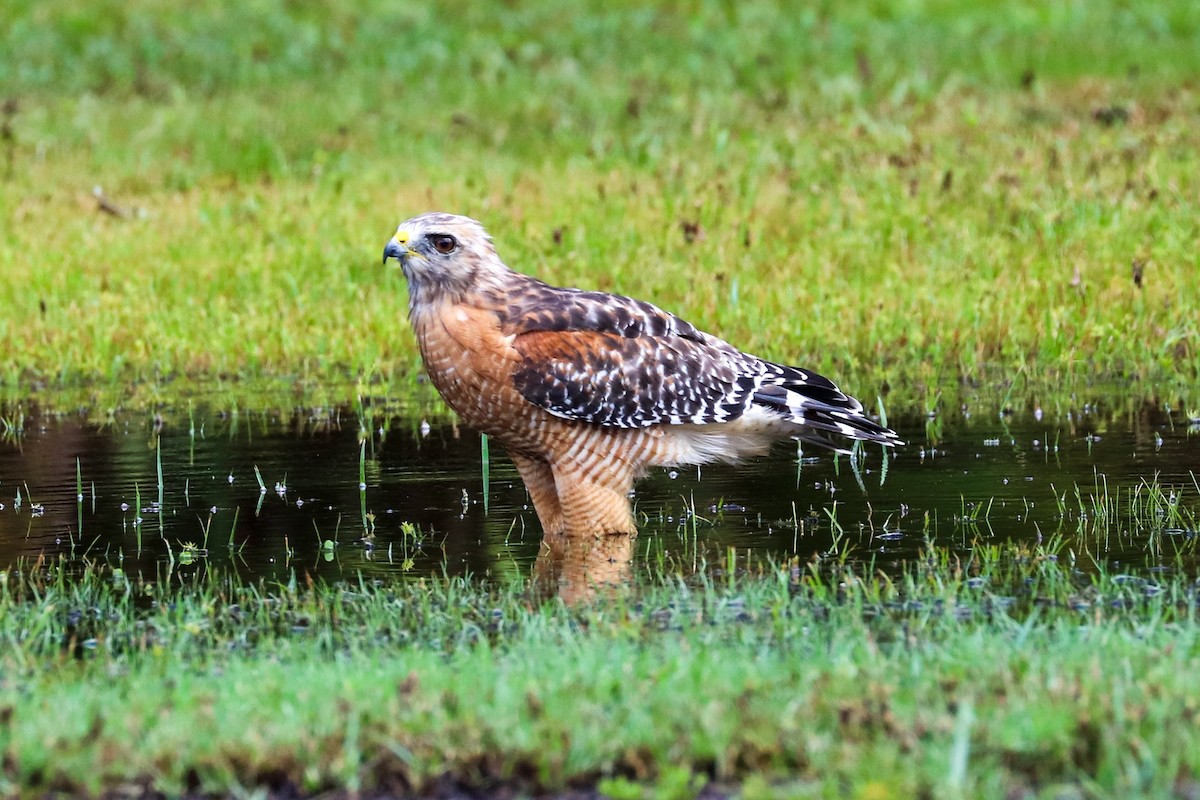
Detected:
[
  {"left": 3, "top": 547, "right": 1200, "bottom": 798},
  {"left": 1, "top": 0, "right": 1199, "bottom": 409}
]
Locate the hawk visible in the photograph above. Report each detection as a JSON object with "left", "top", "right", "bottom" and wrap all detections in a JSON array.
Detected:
[{"left": 383, "top": 212, "right": 902, "bottom": 537}]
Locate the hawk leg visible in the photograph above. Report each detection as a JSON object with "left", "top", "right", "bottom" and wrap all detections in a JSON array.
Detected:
[
  {"left": 509, "top": 451, "right": 566, "bottom": 536},
  {"left": 552, "top": 460, "right": 638, "bottom": 537}
]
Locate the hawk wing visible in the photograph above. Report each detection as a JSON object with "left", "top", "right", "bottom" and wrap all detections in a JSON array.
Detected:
[
  {"left": 512, "top": 327, "right": 756, "bottom": 428},
  {"left": 500, "top": 282, "right": 899, "bottom": 447},
  {"left": 501, "top": 285, "right": 750, "bottom": 428}
]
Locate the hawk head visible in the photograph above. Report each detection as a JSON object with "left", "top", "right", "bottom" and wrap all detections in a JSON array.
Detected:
[{"left": 383, "top": 212, "right": 501, "bottom": 305}]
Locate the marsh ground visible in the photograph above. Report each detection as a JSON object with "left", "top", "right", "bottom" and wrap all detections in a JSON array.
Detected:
[{"left": 3, "top": 1, "right": 1200, "bottom": 797}]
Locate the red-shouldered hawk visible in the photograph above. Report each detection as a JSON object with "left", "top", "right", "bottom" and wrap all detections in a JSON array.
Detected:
[{"left": 383, "top": 212, "right": 902, "bottom": 537}]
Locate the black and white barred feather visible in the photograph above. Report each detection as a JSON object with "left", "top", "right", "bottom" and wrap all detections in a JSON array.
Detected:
[{"left": 498, "top": 280, "right": 903, "bottom": 450}]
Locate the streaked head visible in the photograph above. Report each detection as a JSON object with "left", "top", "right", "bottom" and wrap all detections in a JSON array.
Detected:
[{"left": 382, "top": 212, "right": 501, "bottom": 304}]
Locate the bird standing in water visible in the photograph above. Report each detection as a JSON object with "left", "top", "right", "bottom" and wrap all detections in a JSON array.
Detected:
[{"left": 383, "top": 212, "right": 901, "bottom": 537}]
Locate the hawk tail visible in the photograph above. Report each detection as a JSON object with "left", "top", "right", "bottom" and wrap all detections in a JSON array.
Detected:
[{"left": 751, "top": 368, "right": 904, "bottom": 452}]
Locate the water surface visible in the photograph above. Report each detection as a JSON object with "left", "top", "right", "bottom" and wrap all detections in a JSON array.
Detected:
[{"left": 2, "top": 396, "right": 1197, "bottom": 593}]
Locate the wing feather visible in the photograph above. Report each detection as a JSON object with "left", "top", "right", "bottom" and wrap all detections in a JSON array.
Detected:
[
  {"left": 511, "top": 329, "right": 751, "bottom": 428},
  {"left": 498, "top": 278, "right": 901, "bottom": 446}
]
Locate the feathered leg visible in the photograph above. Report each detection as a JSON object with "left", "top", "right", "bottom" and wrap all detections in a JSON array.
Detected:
[
  {"left": 509, "top": 451, "right": 566, "bottom": 536},
  {"left": 552, "top": 459, "right": 638, "bottom": 537}
]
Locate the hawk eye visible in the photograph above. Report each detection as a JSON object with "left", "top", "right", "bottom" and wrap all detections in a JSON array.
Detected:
[{"left": 430, "top": 234, "right": 457, "bottom": 255}]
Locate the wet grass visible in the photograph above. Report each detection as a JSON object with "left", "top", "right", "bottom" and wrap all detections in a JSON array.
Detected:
[
  {"left": 2, "top": 0, "right": 1199, "bottom": 410},
  {"left": 3, "top": 544, "right": 1200, "bottom": 798},
  {"left": 4, "top": 3, "right": 1200, "bottom": 795}
]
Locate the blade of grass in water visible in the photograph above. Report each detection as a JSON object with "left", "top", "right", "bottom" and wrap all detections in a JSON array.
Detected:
[
  {"left": 76, "top": 457, "right": 83, "bottom": 537},
  {"left": 359, "top": 439, "right": 368, "bottom": 534},
  {"left": 134, "top": 481, "right": 142, "bottom": 551},
  {"left": 481, "top": 432, "right": 490, "bottom": 515},
  {"left": 157, "top": 436, "right": 164, "bottom": 537}
]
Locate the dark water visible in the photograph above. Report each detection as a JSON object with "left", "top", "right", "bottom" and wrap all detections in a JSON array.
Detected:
[{"left": 2, "top": 396, "right": 1198, "bottom": 596}]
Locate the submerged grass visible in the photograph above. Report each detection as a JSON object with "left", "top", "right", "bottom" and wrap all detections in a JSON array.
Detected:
[
  {"left": 3, "top": 548, "right": 1200, "bottom": 797},
  {"left": 1, "top": 0, "right": 1199, "bottom": 407}
]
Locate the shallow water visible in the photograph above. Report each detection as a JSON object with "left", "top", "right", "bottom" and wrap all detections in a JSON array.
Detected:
[{"left": 1, "top": 397, "right": 1197, "bottom": 592}]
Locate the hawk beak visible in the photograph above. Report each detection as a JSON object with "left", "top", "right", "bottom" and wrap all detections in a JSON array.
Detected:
[{"left": 382, "top": 236, "right": 406, "bottom": 266}]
